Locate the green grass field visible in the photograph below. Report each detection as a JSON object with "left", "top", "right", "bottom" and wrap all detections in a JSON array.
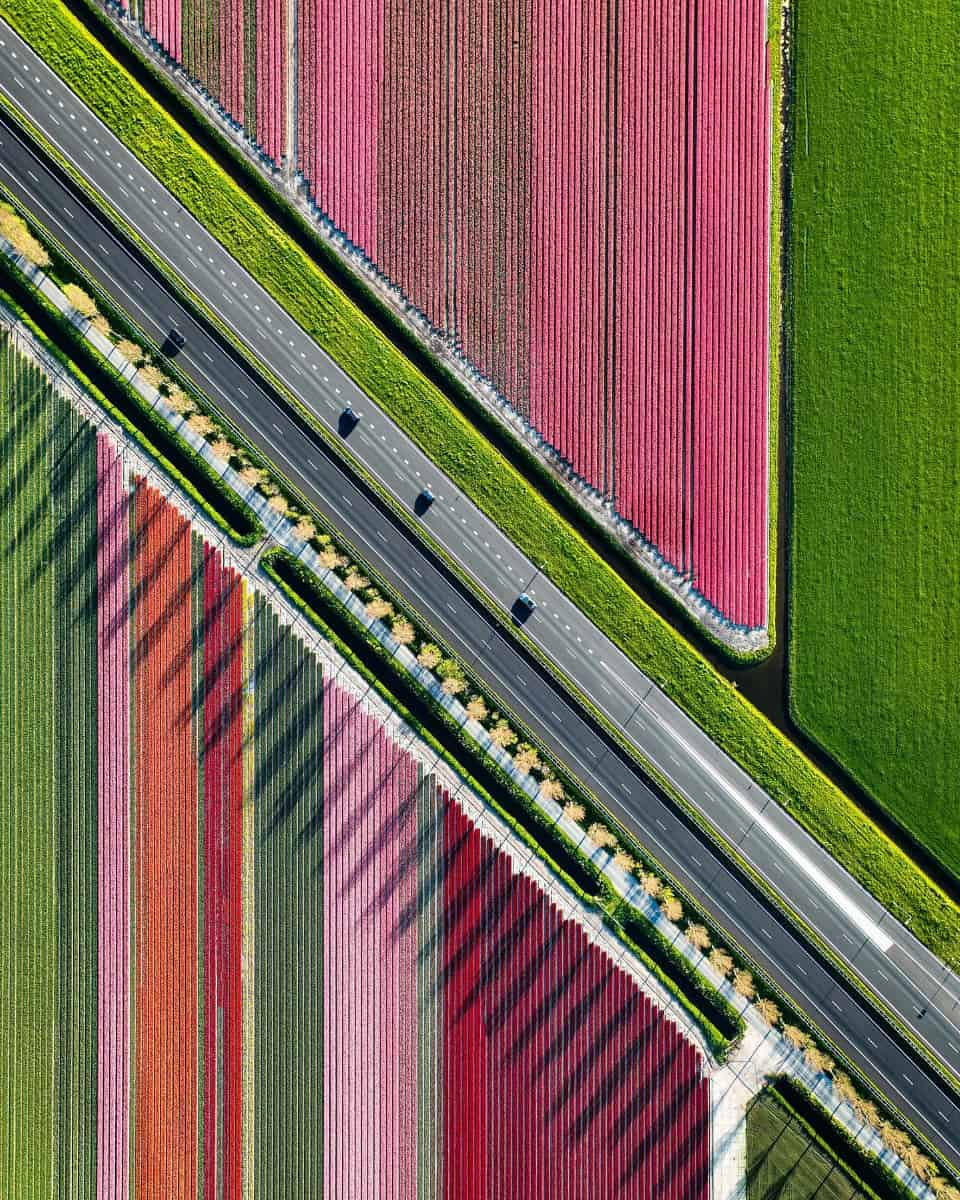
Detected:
[
  {"left": 746, "top": 1092, "right": 867, "bottom": 1200},
  {"left": 788, "top": 0, "right": 960, "bottom": 880}
]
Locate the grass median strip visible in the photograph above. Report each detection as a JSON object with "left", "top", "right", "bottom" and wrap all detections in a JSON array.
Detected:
[{"left": 5, "top": 0, "right": 960, "bottom": 975}]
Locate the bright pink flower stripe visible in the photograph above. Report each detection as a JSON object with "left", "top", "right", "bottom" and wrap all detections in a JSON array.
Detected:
[
  {"left": 441, "top": 797, "right": 710, "bottom": 1197},
  {"left": 322, "top": 679, "right": 418, "bottom": 1199},
  {"left": 284, "top": 0, "right": 768, "bottom": 628},
  {"left": 688, "top": 0, "right": 770, "bottom": 627},
  {"left": 143, "top": 0, "right": 182, "bottom": 65},
  {"left": 255, "top": 0, "right": 286, "bottom": 163},
  {"left": 95, "top": 436, "right": 131, "bottom": 1200},
  {"left": 295, "top": 0, "right": 382, "bottom": 253}
]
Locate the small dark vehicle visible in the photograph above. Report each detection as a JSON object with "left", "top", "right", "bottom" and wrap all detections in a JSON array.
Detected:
[
  {"left": 512, "top": 593, "right": 537, "bottom": 624},
  {"left": 338, "top": 403, "right": 359, "bottom": 436},
  {"left": 162, "top": 327, "right": 186, "bottom": 356},
  {"left": 414, "top": 487, "right": 435, "bottom": 516}
]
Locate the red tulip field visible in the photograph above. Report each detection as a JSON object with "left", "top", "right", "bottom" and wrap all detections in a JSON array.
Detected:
[
  {"left": 1, "top": 343, "right": 711, "bottom": 1194},
  {"left": 118, "top": 0, "right": 771, "bottom": 629}
]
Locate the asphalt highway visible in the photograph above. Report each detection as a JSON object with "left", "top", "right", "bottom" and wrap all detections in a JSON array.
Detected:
[{"left": 2, "top": 23, "right": 960, "bottom": 1165}]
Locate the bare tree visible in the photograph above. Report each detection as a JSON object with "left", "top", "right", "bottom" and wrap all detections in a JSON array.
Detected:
[
  {"left": 732, "top": 969, "right": 756, "bottom": 1000},
  {"left": 0, "top": 208, "right": 50, "bottom": 267},
  {"left": 539, "top": 779, "right": 564, "bottom": 802},
  {"left": 491, "top": 720, "right": 517, "bottom": 747},
  {"left": 803, "top": 1047, "right": 834, "bottom": 1076},
  {"left": 562, "top": 800, "right": 586, "bottom": 823},
  {"left": 685, "top": 923, "right": 711, "bottom": 952},
  {"left": 639, "top": 872, "right": 663, "bottom": 900},
  {"left": 514, "top": 744, "right": 541, "bottom": 774},
  {"left": 587, "top": 822, "right": 617, "bottom": 850},
  {"left": 62, "top": 283, "right": 98, "bottom": 317},
  {"left": 878, "top": 1121, "right": 911, "bottom": 1159},
  {"left": 390, "top": 617, "right": 416, "bottom": 645},
  {"left": 782, "top": 1025, "right": 809, "bottom": 1052},
  {"left": 902, "top": 1146, "right": 934, "bottom": 1184},
  {"left": 659, "top": 892, "right": 683, "bottom": 923},
  {"left": 115, "top": 338, "right": 144, "bottom": 365},
  {"left": 365, "top": 594, "right": 394, "bottom": 620},
  {"left": 343, "top": 570, "right": 371, "bottom": 592},
  {"left": 318, "top": 546, "right": 347, "bottom": 571},
  {"left": 417, "top": 643, "right": 442, "bottom": 671},
  {"left": 293, "top": 518, "right": 318, "bottom": 542},
  {"left": 186, "top": 413, "right": 216, "bottom": 437},
  {"left": 137, "top": 363, "right": 164, "bottom": 389},
  {"left": 754, "top": 998, "right": 780, "bottom": 1027},
  {"left": 708, "top": 948, "right": 734, "bottom": 977},
  {"left": 613, "top": 850, "right": 637, "bottom": 873},
  {"left": 832, "top": 1072, "right": 858, "bottom": 1107}
]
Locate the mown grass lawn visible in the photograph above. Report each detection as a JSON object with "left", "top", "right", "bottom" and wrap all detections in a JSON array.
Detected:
[
  {"left": 746, "top": 1092, "right": 867, "bottom": 1200},
  {"left": 789, "top": 0, "right": 960, "bottom": 879}
]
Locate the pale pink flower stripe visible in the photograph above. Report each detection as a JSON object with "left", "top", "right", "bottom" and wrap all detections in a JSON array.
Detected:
[
  {"left": 322, "top": 679, "right": 418, "bottom": 1199},
  {"left": 95, "top": 435, "right": 131, "bottom": 1200}
]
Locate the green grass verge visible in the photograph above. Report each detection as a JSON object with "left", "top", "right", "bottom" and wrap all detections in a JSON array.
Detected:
[
  {"left": 763, "top": 1077, "right": 941, "bottom": 1200},
  {"left": 0, "top": 330, "right": 57, "bottom": 1196},
  {"left": 787, "top": 0, "right": 960, "bottom": 883},
  {"left": 8, "top": 0, "right": 960, "bottom": 968},
  {"left": 252, "top": 596, "right": 325, "bottom": 1193}
]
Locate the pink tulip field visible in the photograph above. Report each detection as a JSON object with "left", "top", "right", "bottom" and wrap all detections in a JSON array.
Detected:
[
  {"left": 117, "top": 0, "right": 771, "bottom": 630},
  {"left": 302, "top": 0, "right": 772, "bottom": 630},
  {"left": 138, "top": 0, "right": 286, "bottom": 164},
  {"left": 3, "top": 352, "right": 712, "bottom": 1193}
]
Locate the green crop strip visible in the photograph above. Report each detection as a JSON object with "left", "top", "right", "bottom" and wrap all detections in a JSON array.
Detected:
[
  {"left": 251, "top": 596, "right": 325, "bottom": 1193},
  {"left": 746, "top": 1087, "right": 872, "bottom": 1200},
  {"left": 0, "top": 332, "right": 57, "bottom": 1196},
  {"left": 5, "top": 0, "right": 960, "bottom": 972},
  {"left": 788, "top": 0, "right": 960, "bottom": 883},
  {"left": 52, "top": 398, "right": 99, "bottom": 1197}
]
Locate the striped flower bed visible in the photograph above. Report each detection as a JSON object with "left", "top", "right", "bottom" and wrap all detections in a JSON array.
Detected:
[
  {"left": 4, "top": 382, "right": 710, "bottom": 1192},
  {"left": 112, "top": 0, "right": 770, "bottom": 629},
  {"left": 144, "top": 0, "right": 286, "bottom": 164},
  {"left": 132, "top": 481, "right": 200, "bottom": 1199}
]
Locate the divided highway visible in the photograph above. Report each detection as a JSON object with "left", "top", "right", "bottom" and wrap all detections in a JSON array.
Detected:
[{"left": 2, "top": 22, "right": 960, "bottom": 1165}]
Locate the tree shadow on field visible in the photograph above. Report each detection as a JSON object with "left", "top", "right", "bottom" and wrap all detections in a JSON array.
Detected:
[
  {"left": 250, "top": 626, "right": 325, "bottom": 844},
  {"left": 44, "top": 414, "right": 99, "bottom": 619},
  {"left": 0, "top": 381, "right": 53, "bottom": 562}
]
